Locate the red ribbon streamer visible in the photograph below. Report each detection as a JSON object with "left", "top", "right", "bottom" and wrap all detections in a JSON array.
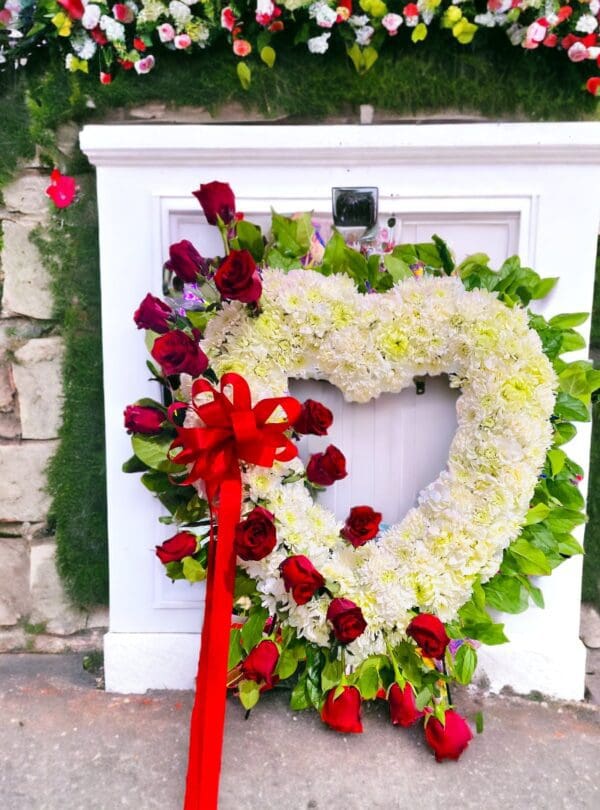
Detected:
[{"left": 171, "top": 373, "right": 301, "bottom": 810}]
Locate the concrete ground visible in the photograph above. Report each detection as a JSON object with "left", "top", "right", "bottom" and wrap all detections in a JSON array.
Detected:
[{"left": 1, "top": 654, "right": 600, "bottom": 810}]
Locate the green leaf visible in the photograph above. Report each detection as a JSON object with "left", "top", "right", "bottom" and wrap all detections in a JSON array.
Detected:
[
  {"left": 357, "top": 665, "right": 379, "bottom": 700},
  {"left": 483, "top": 575, "right": 529, "bottom": 614},
  {"left": 415, "top": 686, "right": 432, "bottom": 711},
  {"left": 463, "top": 622, "right": 508, "bottom": 645},
  {"left": 475, "top": 711, "right": 484, "bottom": 734},
  {"left": 506, "top": 538, "right": 552, "bottom": 576},
  {"left": 548, "top": 312, "right": 589, "bottom": 329},
  {"left": 131, "top": 434, "right": 183, "bottom": 473},
  {"left": 321, "top": 658, "right": 344, "bottom": 692},
  {"left": 238, "top": 679, "right": 260, "bottom": 710},
  {"left": 228, "top": 627, "right": 243, "bottom": 670},
  {"left": 362, "top": 46, "right": 379, "bottom": 72},
  {"left": 276, "top": 648, "right": 299, "bottom": 680},
  {"left": 547, "top": 448, "right": 567, "bottom": 476},
  {"left": 235, "top": 220, "right": 264, "bottom": 262},
  {"left": 384, "top": 253, "right": 412, "bottom": 282},
  {"left": 553, "top": 422, "right": 577, "bottom": 447},
  {"left": 186, "top": 311, "right": 209, "bottom": 331},
  {"left": 432, "top": 234, "right": 455, "bottom": 275},
  {"left": 415, "top": 242, "right": 441, "bottom": 268},
  {"left": 260, "top": 46, "right": 276, "bottom": 68},
  {"left": 560, "top": 331, "right": 586, "bottom": 353},
  {"left": 531, "top": 277, "right": 558, "bottom": 299},
  {"left": 182, "top": 555, "right": 205, "bottom": 582},
  {"left": 554, "top": 392, "right": 590, "bottom": 422},
  {"left": 453, "top": 644, "right": 478, "bottom": 685},
  {"left": 545, "top": 507, "right": 586, "bottom": 534},
  {"left": 236, "top": 61, "right": 251, "bottom": 90},
  {"left": 164, "top": 561, "right": 185, "bottom": 581},
  {"left": 122, "top": 454, "right": 149, "bottom": 473},
  {"left": 557, "top": 534, "right": 584, "bottom": 557},
  {"left": 411, "top": 22, "right": 428, "bottom": 43},
  {"left": 290, "top": 677, "right": 310, "bottom": 711},
  {"left": 240, "top": 606, "right": 269, "bottom": 653},
  {"left": 546, "top": 479, "right": 585, "bottom": 510},
  {"left": 270, "top": 211, "right": 312, "bottom": 259},
  {"left": 524, "top": 503, "right": 551, "bottom": 525}
]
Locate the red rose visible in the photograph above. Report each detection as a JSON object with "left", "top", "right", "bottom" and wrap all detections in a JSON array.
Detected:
[
  {"left": 45, "top": 169, "right": 76, "bottom": 209},
  {"left": 214, "top": 249, "right": 262, "bottom": 303},
  {"left": 151, "top": 330, "right": 208, "bottom": 377},
  {"left": 326, "top": 597, "right": 367, "bottom": 644},
  {"left": 424, "top": 710, "right": 473, "bottom": 762},
  {"left": 321, "top": 686, "right": 363, "bottom": 734},
  {"left": 234, "top": 507, "right": 277, "bottom": 561},
  {"left": 306, "top": 444, "right": 347, "bottom": 486},
  {"left": 57, "top": 0, "right": 84, "bottom": 19},
  {"left": 406, "top": 613, "right": 450, "bottom": 660},
  {"left": 293, "top": 399, "right": 333, "bottom": 436},
  {"left": 279, "top": 555, "right": 325, "bottom": 606},
  {"left": 124, "top": 404, "right": 164, "bottom": 435},
  {"left": 133, "top": 293, "right": 172, "bottom": 333},
  {"left": 241, "top": 640, "right": 279, "bottom": 686},
  {"left": 165, "top": 240, "right": 207, "bottom": 284},
  {"left": 388, "top": 682, "right": 425, "bottom": 728},
  {"left": 113, "top": 3, "right": 134, "bottom": 22},
  {"left": 155, "top": 531, "right": 197, "bottom": 564},
  {"left": 340, "top": 505, "right": 382, "bottom": 547},
  {"left": 91, "top": 27, "right": 109, "bottom": 45},
  {"left": 193, "top": 181, "right": 236, "bottom": 225}
]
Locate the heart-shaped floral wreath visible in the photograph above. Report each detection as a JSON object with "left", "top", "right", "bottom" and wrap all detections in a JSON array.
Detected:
[{"left": 124, "top": 181, "right": 597, "bottom": 764}]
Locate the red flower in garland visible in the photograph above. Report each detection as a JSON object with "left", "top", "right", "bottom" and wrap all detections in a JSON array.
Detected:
[
  {"left": 424, "top": 710, "right": 473, "bottom": 762},
  {"left": 279, "top": 555, "right": 325, "bottom": 605},
  {"left": 151, "top": 330, "right": 208, "bottom": 377},
  {"left": 326, "top": 597, "right": 367, "bottom": 643},
  {"left": 340, "top": 505, "right": 382, "bottom": 547},
  {"left": 306, "top": 444, "right": 347, "bottom": 486},
  {"left": 46, "top": 169, "right": 76, "bottom": 209},
  {"left": 406, "top": 613, "right": 450, "bottom": 660},
  {"left": 321, "top": 686, "right": 363, "bottom": 733},
  {"left": 192, "top": 181, "right": 236, "bottom": 225},
  {"left": 388, "top": 682, "right": 424, "bottom": 728},
  {"left": 241, "top": 640, "right": 280, "bottom": 686},
  {"left": 234, "top": 507, "right": 277, "bottom": 561},
  {"left": 293, "top": 399, "right": 333, "bottom": 436},
  {"left": 155, "top": 531, "right": 197, "bottom": 564},
  {"left": 57, "top": 0, "right": 84, "bottom": 19}
]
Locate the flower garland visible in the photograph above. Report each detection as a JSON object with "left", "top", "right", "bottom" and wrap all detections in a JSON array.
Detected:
[
  {"left": 124, "top": 180, "right": 598, "bottom": 764},
  {"left": 2, "top": 0, "right": 600, "bottom": 95}
]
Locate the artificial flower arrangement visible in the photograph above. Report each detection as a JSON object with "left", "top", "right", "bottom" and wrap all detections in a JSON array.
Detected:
[
  {"left": 1, "top": 0, "right": 600, "bottom": 95},
  {"left": 123, "top": 180, "right": 598, "bottom": 782}
]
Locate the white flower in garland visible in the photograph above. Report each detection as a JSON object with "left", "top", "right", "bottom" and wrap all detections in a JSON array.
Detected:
[
  {"left": 307, "top": 32, "right": 331, "bottom": 53},
  {"left": 202, "top": 271, "right": 556, "bottom": 664}
]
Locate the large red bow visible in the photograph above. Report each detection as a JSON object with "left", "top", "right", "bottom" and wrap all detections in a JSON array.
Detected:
[
  {"left": 172, "top": 373, "right": 301, "bottom": 810},
  {"left": 170, "top": 372, "right": 301, "bottom": 501}
]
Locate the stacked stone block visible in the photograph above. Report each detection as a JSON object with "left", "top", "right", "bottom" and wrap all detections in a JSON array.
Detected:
[{"left": 0, "top": 167, "right": 107, "bottom": 652}]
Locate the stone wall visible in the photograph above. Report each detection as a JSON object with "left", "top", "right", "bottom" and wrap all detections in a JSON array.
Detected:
[{"left": 0, "top": 159, "right": 107, "bottom": 653}]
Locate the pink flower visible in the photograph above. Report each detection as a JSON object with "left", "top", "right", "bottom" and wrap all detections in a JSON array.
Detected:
[
  {"left": 568, "top": 42, "right": 589, "bottom": 62},
  {"left": 112, "top": 3, "right": 134, "bottom": 23},
  {"left": 526, "top": 20, "right": 547, "bottom": 44},
  {"left": 134, "top": 55, "right": 155, "bottom": 74},
  {"left": 46, "top": 169, "right": 76, "bottom": 209},
  {"left": 174, "top": 33, "right": 192, "bottom": 49},
  {"left": 233, "top": 39, "right": 252, "bottom": 57},
  {"left": 221, "top": 7, "right": 236, "bottom": 31},
  {"left": 57, "top": 0, "right": 84, "bottom": 20},
  {"left": 382, "top": 13, "right": 403, "bottom": 35},
  {"left": 158, "top": 23, "right": 175, "bottom": 42},
  {"left": 256, "top": 0, "right": 276, "bottom": 26}
]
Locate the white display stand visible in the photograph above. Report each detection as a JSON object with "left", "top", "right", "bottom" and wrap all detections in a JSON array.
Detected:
[{"left": 80, "top": 123, "right": 600, "bottom": 698}]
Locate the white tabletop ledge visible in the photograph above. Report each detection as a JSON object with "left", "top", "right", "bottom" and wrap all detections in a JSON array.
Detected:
[{"left": 80, "top": 122, "right": 600, "bottom": 167}]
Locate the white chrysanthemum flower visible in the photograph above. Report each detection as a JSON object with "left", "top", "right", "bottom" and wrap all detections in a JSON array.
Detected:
[{"left": 99, "top": 15, "right": 125, "bottom": 41}]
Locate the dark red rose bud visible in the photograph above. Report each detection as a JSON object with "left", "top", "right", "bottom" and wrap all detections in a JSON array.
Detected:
[
  {"left": 425, "top": 710, "right": 473, "bottom": 762},
  {"left": 321, "top": 686, "right": 363, "bottom": 734},
  {"left": 406, "top": 613, "right": 450, "bottom": 660},
  {"left": 214, "top": 249, "right": 262, "bottom": 304},
  {"left": 133, "top": 293, "right": 172, "bottom": 333},
  {"left": 165, "top": 240, "right": 207, "bottom": 284},
  {"left": 306, "top": 444, "right": 347, "bottom": 486},
  {"left": 192, "top": 181, "right": 236, "bottom": 225},
  {"left": 124, "top": 404, "right": 165, "bottom": 435},
  {"left": 151, "top": 330, "right": 208, "bottom": 377},
  {"left": 293, "top": 399, "right": 333, "bottom": 436},
  {"left": 241, "top": 640, "right": 279, "bottom": 686},
  {"left": 388, "top": 682, "right": 425, "bottom": 728},
  {"left": 341, "top": 505, "right": 382, "bottom": 548},
  {"left": 279, "top": 555, "right": 325, "bottom": 606},
  {"left": 155, "top": 531, "right": 197, "bottom": 564},
  {"left": 326, "top": 597, "right": 367, "bottom": 644},
  {"left": 234, "top": 506, "right": 277, "bottom": 561}
]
